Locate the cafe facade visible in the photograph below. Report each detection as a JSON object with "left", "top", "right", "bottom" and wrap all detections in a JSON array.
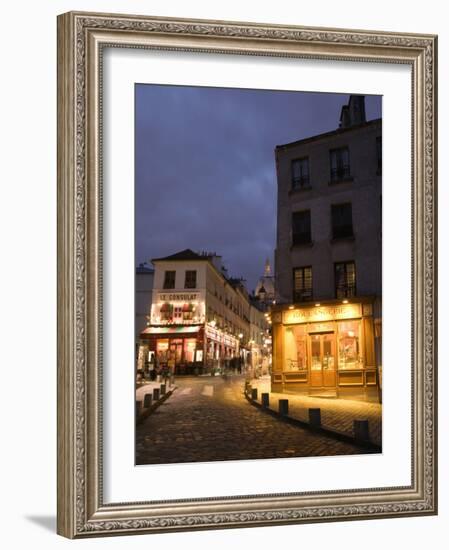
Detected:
[
  {"left": 271, "top": 298, "right": 380, "bottom": 400},
  {"left": 138, "top": 249, "right": 257, "bottom": 375}
]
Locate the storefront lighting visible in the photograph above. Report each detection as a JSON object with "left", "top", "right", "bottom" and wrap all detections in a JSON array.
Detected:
[
  {"left": 315, "top": 303, "right": 321, "bottom": 307},
  {"left": 342, "top": 299, "right": 349, "bottom": 304},
  {"left": 238, "top": 333, "right": 243, "bottom": 339},
  {"left": 288, "top": 305, "right": 294, "bottom": 310}
]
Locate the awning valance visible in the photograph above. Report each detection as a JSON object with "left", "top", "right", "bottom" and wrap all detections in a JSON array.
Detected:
[{"left": 141, "top": 325, "right": 201, "bottom": 337}]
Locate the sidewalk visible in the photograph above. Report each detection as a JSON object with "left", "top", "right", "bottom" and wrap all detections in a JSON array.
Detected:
[
  {"left": 135, "top": 379, "right": 177, "bottom": 423},
  {"left": 248, "top": 377, "right": 382, "bottom": 447}
]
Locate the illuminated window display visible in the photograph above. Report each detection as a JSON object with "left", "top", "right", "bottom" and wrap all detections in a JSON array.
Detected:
[
  {"left": 337, "top": 320, "right": 361, "bottom": 369},
  {"left": 284, "top": 325, "right": 307, "bottom": 371}
]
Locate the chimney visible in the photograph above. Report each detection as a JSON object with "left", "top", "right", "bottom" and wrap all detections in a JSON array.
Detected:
[{"left": 339, "top": 95, "right": 366, "bottom": 128}]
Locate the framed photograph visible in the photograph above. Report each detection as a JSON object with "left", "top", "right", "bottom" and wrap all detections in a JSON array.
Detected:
[{"left": 57, "top": 11, "right": 437, "bottom": 538}]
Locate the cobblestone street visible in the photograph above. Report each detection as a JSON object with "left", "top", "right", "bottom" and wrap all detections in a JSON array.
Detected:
[{"left": 135, "top": 375, "right": 375, "bottom": 465}]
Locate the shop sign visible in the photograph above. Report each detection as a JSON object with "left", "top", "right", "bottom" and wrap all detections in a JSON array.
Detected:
[
  {"left": 283, "top": 303, "right": 362, "bottom": 325},
  {"left": 158, "top": 292, "right": 199, "bottom": 302}
]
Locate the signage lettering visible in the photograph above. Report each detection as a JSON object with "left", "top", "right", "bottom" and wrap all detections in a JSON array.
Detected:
[{"left": 282, "top": 303, "right": 362, "bottom": 324}]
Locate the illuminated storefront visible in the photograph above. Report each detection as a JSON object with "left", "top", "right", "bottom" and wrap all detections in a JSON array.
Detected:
[{"left": 271, "top": 299, "right": 380, "bottom": 400}]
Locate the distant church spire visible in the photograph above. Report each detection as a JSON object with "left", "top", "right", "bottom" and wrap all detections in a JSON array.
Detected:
[{"left": 264, "top": 258, "right": 272, "bottom": 276}]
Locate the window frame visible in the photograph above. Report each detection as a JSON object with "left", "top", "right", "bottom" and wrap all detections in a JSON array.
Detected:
[
  {"left": 291, "top": 156, "right": 310, "bottom": 190},
  {"left": 291, "top": 209, "right": 312, "bottom": 246},
  {"left": 184, "top": 269, "right": 197, "bottom": 289},
  {"left": 329, "top": 146, "right": 351, "bottom": 183},
  {"left": 334, "top": 260, "right": 356, "bottom": 298},
  {"left": 293, "top": 266, "right": 313, "bottom": 302},
  {"left": 331, "top": 202, "right": 354, "bottom": 240},
  {"left": 163, "top": 270, "right": 176, "bottom": 289}
]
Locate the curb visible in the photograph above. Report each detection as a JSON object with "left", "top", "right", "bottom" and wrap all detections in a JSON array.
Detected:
[
  {"left": 136, "top": 386, "right": 177, "bottom": 425},
  {"left": 244, "top": 390, "right": 381, "bottom": 452}
]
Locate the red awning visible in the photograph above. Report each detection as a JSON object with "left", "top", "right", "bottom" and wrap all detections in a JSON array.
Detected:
[
  {"left": 160, "top": 303, "right": 172, "bottom": 312},
  {"left": 182, "top": 303, "right": 193, "bottom": 312}
]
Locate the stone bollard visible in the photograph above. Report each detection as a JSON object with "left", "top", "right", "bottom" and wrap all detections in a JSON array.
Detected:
[
  {"left": 136, "top": 400, "right": 142, "bottom": 417},
  {"left": 160, "top": 383, "right": 166, "bottom": 396},
  {"left": 153, "top": 387, "right": 160, "bottom": 401},
  {"left": 279, "top": 399, "right": 289, "bottom": 416},
  {"left": 143, "top": 393, "right": 153, "bottom": 409},
  {"left": 261, "top": 393, "right": 270, "bottom": 408},
  {"left": 251, "top": 388, "right": 258, "bottom": 401},
  {"left": 309, "top": 408, "right": 322, "bottom": 427},
  {"left": 353, "top": 420, "right": 370, "bottom": 442}
]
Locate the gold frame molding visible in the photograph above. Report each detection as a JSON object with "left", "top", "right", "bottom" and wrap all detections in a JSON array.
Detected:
[{"left": 57, "top": 11, "right": 438, "bottom": 538}]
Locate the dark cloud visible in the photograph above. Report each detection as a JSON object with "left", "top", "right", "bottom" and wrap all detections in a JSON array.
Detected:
[{"left": 136, "top": 85, "right": 381, "bottom": 291}]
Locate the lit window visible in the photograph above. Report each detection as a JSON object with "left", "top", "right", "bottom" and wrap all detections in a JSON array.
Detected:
[
  {"left": 293, "top": 266, "right": 312, "bottom": 302},
  {"left": 334, "top": 261, "right": 356, "bottom": 298}
]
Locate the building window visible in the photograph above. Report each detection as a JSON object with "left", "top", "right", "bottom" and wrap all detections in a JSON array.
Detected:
[
  {"left": 293, "top": 266, "right": 312, "bottom": 302},
  {"left": 376, "top": 136, "right": 382, "bottom": 174},
  {"left": 184, "top": 270, "right": 197, "bottom": 289},
  {"left": 334, "top": 261, "right": 356, "bottom": 298},
  {"left": 163, "top": 270, "right": 176, "bottom": 289},
  {"left": 331, "top": 203, "right": 353, "bottom": 240},
  {"left": 330, "top": 147, "right": 350, "bottom": 182},
  {"left": 291, "top": 157, "right": 310, "bottom": 189},
  {"left": 292, "top": 210, "right": 311, "bottom": 245}
]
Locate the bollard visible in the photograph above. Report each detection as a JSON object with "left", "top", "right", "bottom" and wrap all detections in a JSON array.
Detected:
[
  {"left": 261, "top": 393, "right": 270, "bottom": 408},
  {"left": 160, "top": 383, "right": 166, "bottom": 396},
  {"left": 143, "top": 393, "right": 153, "bottom": 408},
  {"left": 353, "top": 420, "right": 370, "bottom": 442},
  {"left": 251, "top": 388, "right": 258, "bottom": 401},
  {"left": 153, "top": 387, "right": 160, "bottom": 401},
  {"left": 309, "top": 408, "right": 322, "bottom": 427},
  {"left": 136, "top": 400, "right": 142, "bottom": 417},
  {"left": 279, "top": 399, "right": 289, "bottom": 416}
]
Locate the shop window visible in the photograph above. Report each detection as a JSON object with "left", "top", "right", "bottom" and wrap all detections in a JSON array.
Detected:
[
  {"left": 338, "top": 320, "right": 361, "bottom": 369},
  {"left": 160, "top": 303, "right": 173, "bottom": 321},
  {"left": 163, "top": 270, "right": 176, "bottom": 289},
  {"left": 330, "top": 146, "right": 350, "bottom": 182},
  {"left": 173, "top": 306, "right": 182, "bottom": 322},
  {"left": 331, "top": 203, "right": 353, "bottom": 240},
  {"left": 284, "top": 325, "right": 307, "bottom": 371},
  {"left": 184, "top": 270, "right": 197, "bottom": 289},
  {"left": 334, "top": 261, "right": 356, "bottom": 298},
  {"left": 291, "top": 157, "right": 310, "bottom": 190},
  {"left": 156, "top": 340, "right": 169, "bottom": 362},
  {"left": 292, "top": 210, "right": 311, "bottom": 245},
  {"left": 293, "top": 266, "right": 312, "bottom": 302},
  {"left": 184, "top": 339, "right": 196, "bottom": 363}
]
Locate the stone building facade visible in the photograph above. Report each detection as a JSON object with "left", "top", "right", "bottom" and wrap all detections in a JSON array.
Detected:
[{"left": 272, "top": 95, "right": 382, "bottom": 401}]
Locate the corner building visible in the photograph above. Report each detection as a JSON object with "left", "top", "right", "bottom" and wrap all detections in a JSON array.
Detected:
[
  {"left": 140, "top": 249, "right": 267, "bottom": 375},
  {"left": 272, "top": 96, "right": 382, "bottom": 401}
]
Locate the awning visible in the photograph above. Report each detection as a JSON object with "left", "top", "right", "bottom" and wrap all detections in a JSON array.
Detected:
[
  {"left": 160, "top": 303, "right": 172, "bottom": 312},
  {"left": 182, "top": 303, "right": 193, "bottom": 312},
  {"left": 140, "top": 325, "right": 201, "bottom": 337}
]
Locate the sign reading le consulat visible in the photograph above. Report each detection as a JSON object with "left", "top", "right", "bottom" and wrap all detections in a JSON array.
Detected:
[
  {"left": 282, "top": 303, "right": 362, "bottom": 325},
  {"left": 158, "top": 292, "right": 199, "bottom": 302}
]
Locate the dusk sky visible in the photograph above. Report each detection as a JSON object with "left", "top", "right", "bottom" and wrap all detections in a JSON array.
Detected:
[{"left": 135, "top": 85, "right": 381, "bottom": 292}]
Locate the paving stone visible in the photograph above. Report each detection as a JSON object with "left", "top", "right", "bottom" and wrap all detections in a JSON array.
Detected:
[{"left": 136, "top": 375, "right": 375, "bottom": 465}]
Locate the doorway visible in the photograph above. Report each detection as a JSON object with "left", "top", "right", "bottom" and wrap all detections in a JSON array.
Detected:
[{"left": 309, "top": 332, "right": 336, "bottom": 387}]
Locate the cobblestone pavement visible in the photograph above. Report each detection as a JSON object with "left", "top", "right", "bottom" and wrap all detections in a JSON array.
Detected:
[
  {"left": 135, "top": 375, "right": 375, "bottom": 465},
  {"left": 250, "top": 377, "right": 382, "bottom": 446}
]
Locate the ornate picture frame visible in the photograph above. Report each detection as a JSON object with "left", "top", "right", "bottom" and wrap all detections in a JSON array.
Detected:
[{"left": 57, "top": 11, "right": 437, "bottom": 538}]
